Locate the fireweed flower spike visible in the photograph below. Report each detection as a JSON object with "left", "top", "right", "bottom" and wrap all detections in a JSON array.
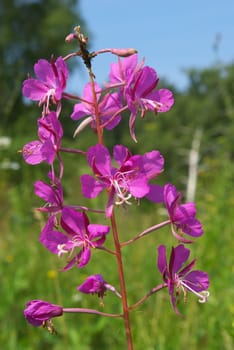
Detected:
[
  {"left": 21, "top": 26, "right": 210, "bottom": 349},
  {"left": 163, "top": 183, "right": 203, "bottom": 243},
  {"left": 157, "top": 244, "right": 209, "bottom": 315},
  {"left": 24, "top": 300, "right": 63, "bottom": 328},
  {"left": 22, "top": 56, "right": 68, "bottom": 113},
  {"left": 71, "top": 82, "right": 122, "bottom": 132},
  {"left": 22, "top": 111, "right": 63, "bottom": 165},
  {"left": 40, "top": 207, "right": 110, "bottom": 270},
  {"left": 81, "top": 143, "right": 164, "bottom": 217}
]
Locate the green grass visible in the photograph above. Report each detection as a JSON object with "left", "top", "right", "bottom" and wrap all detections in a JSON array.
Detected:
[{"left": 0, "top": 156, "right": 233, "bottom": 350}]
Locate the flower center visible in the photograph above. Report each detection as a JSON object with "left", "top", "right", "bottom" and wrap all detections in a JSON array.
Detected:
[
  {"left": 111, "top": 170, "right": 134, "bottom": 205},
  {"left": 40, "top": 88, "right": 56, "bottom": 112},
  {"left": 57, "top": 234, "right": 94, "bottom": 258}
]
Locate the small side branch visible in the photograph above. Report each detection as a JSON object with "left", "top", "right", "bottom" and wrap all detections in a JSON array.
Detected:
[
  {"left": 129, "top": 283, "right": 168, "bottom": 311},
  {"left": 63, "top": 307, "right": 122, "bottom": 318},
  {"left": 121, "top": 220, "right": 170, "bottom": 247}
]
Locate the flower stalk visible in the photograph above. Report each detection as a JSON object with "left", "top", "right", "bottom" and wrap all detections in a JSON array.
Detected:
[
  {"left": 110, "top": 210, "right": 134, "bottom": 349},
  {"left": 63, "top": 307, "right": 122, "bottom": 318}
]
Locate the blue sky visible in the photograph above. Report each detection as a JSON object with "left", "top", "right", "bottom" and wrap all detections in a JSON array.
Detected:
[{"left": 75, "top": 0, "right": 234, "bottom": 90}]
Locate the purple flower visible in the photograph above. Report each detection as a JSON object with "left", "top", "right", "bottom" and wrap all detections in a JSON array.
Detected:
[
  {"left": 22, "top": 111, "right": 63, "bottom": 165},
  {"left": 81, "top": 144, "right": 164, "bottom": 217},
  {"left": 77, "top": 274, "right": 122, "bottom": 301},
  {"left": 71, "top": 82, "right": 122, "bottom": 130},
  {"left": 22, "top": 56, "right": 68, "bottom": 109},
  {"left": 77, "top": 274, "right": 107, "bottom": 298},
  {"left": 24, "top": 300, "right": 63, "bottom": 327},
  {"left": 109, "top": 54, "right": 174, "bottom": 141},
  {"left": 126, "top": 66, "right": 174, "bottom": 141},
  {"left": 34, "top": 176, "right": 64, "bottom": 214},
  {"left": 157, "top": 244, "right": 209, "bottom": 315},
  {"left": 164, "top": 183, "right": 203, "bottom": 242},
  {"left": 109, "top": 53, "right": 142, "bottom": 86},
  {"left": 40, "top": 208, "right": 110, "bottom": 269}
]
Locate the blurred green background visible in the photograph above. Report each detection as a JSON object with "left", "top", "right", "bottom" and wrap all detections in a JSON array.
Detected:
[{"left": 0, "top": 1, "right": 233, "bottom": 349}]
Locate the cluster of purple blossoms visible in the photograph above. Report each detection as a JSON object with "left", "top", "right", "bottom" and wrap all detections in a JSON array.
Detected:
[
  {"left": 21, "top": 30, "right": 209, "bottom": 337},
  {"left": 71, "top": 53, "right": 174, "bottom": 141}
]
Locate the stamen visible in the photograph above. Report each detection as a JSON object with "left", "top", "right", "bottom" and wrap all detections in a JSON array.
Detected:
[
  {"left": 198, "top": 291, "right": 210, "bottom": 303},
  {"left": 110, "top": 169, "right": 137, "bottom": 206},
  {"left": 115, "top": 193, "right": 132, "bottom": 205},
  {"left": 45, "top": 88, "right": 56, "bottom": 112},
  {"left": 112, "top": 179, "right": 132, "bottom": 205},
  {"left": 57, "top": 244, "right": 68, "bottom": 256},
  {"left": 180, "top": 280, "right": 209, "bottom": 303},
  {"left": 42, "top": 320, "right": 57, "bottom": 334},
  {"left": 141, "top": 98, "right": 163, "bottom": 111}
]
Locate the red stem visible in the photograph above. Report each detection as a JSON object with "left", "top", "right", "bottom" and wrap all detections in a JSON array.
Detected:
[
  {"left": 89, "top": 63, "right": 133, "bottom": 349},
  {"left": 88, "top": 70, "right": 103, "bottom": 145},
  {"left": 110, "top": 211, "right": 134, "bottom": 350}
]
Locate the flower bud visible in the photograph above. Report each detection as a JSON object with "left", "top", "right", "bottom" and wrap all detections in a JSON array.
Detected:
[
  {"left": 110, "top": 48, "right": 138, "bottom": 57},
  {"left": 65, "top": 33, "right": 77, "bottom": 43},
  {"left": 77, "top": 274, "right": 107, "bottom": 298},
  {"left": 24, "top": 300, "right": 63, "bottom": 327}
]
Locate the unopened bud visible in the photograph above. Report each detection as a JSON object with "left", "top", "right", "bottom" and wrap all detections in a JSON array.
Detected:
[
  {"left": 110, "top": 48, "right": 138, "bottom": 57},
  {"left": 65, "top": 33, "right": 77, "bottom": 43}
]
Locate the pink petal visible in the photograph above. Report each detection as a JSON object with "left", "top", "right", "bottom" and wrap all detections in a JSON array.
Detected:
[
  {"left": 170, "top": 245, "right": 190, "bottom": 274},
  {"left": 157, "top": 89, "right": 174, "bottom": 112},
  {"left": 22, "top": 140, "right": 44, "bottom": 164},
  {"left": 81, "top": 174, "right": 107, "bottom": 198},
  {"left": 22, "top": 79, "right": 48, "bottom": 101}
]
